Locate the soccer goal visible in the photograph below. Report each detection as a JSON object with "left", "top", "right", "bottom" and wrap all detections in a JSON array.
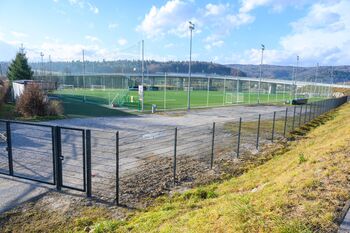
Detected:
[
  {"left": 109, "top": 89, "right": 130, "bottom": 106},
  {"left": 58, "top": 84, "right": 75, "bottom": 90},
  {"left": 226, "top": 93, "right": 244, "bottom": 104},
  {"left": 90, "top": 85, "right": 106, "bottom": 91},
  {"left": 183, "top": 87, "right": 194, "bottom": 91}
]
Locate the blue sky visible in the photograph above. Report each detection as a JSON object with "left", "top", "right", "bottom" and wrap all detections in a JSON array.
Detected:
[{"left": 1, "top": 0, "right": 350, "bottom": 66}]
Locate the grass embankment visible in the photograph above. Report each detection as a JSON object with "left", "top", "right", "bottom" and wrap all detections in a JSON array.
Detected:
[
  {"left": 88, "top": 103, "right": 350, "bottom": 232},
  {"left": 0, "top": 103, "right": 66, "bottom": 121},
  {"left": 1, "top": 103, "right": 350, "bottom": 233},
  {"left": 0, "top": 100, "right": 132, "bottom": 120}
]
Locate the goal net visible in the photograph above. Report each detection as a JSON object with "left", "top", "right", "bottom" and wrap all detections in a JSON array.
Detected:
[
  {"left": 226, "top": 93, "right": 244, "bottom": 103},
  {"left": 110, "top": 89, "right": 130, "bottom": 106},
  {"left": 90, "top": 85, "right": 106, "bottom": 91},
  {"left": 183, "top": 87, "right": 194, "bottom": 91},
  {"left": 58, "top": 84, "right": 74, "bottom": 90}
]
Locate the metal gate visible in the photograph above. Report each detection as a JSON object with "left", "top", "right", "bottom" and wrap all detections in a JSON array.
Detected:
[
  {"left": 0, "top": 121, "right": 89, "bottom": 196},
  {"left": 55, "top": 127, "right": 87, "bottom": 193}
]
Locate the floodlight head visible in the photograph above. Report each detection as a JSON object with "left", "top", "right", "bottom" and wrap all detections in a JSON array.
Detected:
[
  {"left": 189, "top": 21, "right": 195, "bottom": 30},
  {"left": 261, "top": 44, "right": 265, "bottom": 50}
]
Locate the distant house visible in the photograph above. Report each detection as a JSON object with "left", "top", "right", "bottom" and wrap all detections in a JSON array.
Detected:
[{"left": 12, "top": 80, "right": 57, "bottom": 100}]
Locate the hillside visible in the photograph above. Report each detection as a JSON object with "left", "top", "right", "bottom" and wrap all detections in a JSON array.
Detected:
[
  {"left": 86, "top": 103, "right": 350, "bottom": 232},
  {"left": 229, "top": 64, "right": 350, "bottom": 84},
  {"left": 1, "top": 102, "right": 350, "bottom": 232},
  {"left": 0, "top": 60, "right": 246, "bottom": 77}
]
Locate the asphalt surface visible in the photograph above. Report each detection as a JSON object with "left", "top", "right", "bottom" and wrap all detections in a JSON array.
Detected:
[
  {"left": 0, "top": 104, "right": 290, "bottom": 212},
  {"left": 0, "top": 174, "right": 50, "bottom": 213}
]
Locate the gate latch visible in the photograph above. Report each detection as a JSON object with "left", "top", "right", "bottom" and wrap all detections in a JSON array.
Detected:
[{"left": 59, "top": 156, "right": 65, "bottom": 160}]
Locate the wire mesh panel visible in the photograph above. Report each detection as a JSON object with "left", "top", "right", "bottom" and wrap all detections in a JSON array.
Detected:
[
  {"left": 0, "top": 121, "right": 8, "bottom": 174},
  {"left": 10, "top": 122, "right": 54, "bottom": 184},
  {"left": 259, "top": 112, "right": 274, "bottom": 142},
  {"left": 176, "top": 124, "right": 212, "bottom": 181},
  {"left": 240, "top": 115, "right": 260, "bottom": 153},
  {"left": 118, "top": 129, "right": 174, "bottom": 205},
  {"left": 274, "top": 110, "right": 287, "bottom": 139},
  {"left": 90, "top": 130, "right": 117, "bottom": 201},
  {"left": 60, "top": 127, "right": 85, "bottom": 192},
  {"left": 214, "top": 121, "right": 238, "bottom": 158}
]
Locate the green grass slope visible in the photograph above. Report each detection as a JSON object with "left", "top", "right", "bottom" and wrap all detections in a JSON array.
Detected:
[{"left": 89, "top": 103, "right": 350, "bottom": 233}]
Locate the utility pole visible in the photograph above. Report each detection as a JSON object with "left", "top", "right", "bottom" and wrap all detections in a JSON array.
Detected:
[
  {"left": 187, "top": 21, "right": 195, "bottom": 110},
  {"left": 258, "top": 44, "right": 265, "bottom": 104}
]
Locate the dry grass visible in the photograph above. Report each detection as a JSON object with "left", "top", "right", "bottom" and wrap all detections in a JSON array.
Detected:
[
  {"left": 87, "top": 103, "right": 350, "bottom": 233},
  {"left": 1, "top": 103, "right": 350, "bottom": 233}
]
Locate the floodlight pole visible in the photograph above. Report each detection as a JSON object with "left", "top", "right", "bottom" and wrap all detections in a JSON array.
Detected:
[
  {"left": 258, "top": 44, "right": 265, "bottom": 104},
  {"left": 82, "top": 49, "right": 86, "bottom": 88},
  {"left": 49, "top": 55, "right": 52, "bottom": 82},
  {"left": 294, "top": 55, "right": 299, "bottom": 99},
  {"left": 141, "top": 40, "right": 145, "bottom": 112},
  {"left": 40, "top": 52, "right": 44, "bottom": 80},
  {"left": 329, "top": 66, "right": 334, "bottom": 98},
  {"left": 187, "top": 21, "right": 195, "bottom": 110},
  {"left": 315, "top": 63, "right": 319, "bottom": 97}
]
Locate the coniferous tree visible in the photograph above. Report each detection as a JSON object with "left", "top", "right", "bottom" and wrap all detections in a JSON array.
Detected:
[{"left": 7, "top": 51, "right": 33, "bottom": 82}]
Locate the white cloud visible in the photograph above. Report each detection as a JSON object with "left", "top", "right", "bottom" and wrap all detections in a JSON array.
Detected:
[
  {"left": 108, "top": 23, "right": 118, "bottom": 30},
  {"left": 204, "top": 3, "right": 227, "bottom": 16},
  {"left": 85, "top": 35, "right": 100, "bottom": 43},
  {"left": 136, "top": 0, "right": 194, "bottom": 38},
  {"left": 204, "top": 35, "right": 224, "bottom": 50},
  {"left": 235, "top": 0, "right": 350, "bottom": 66},
  {"left": 117, "top": 38, "right": 128, "bottom": 46},
  {"left": 164, "top": 43, "right": 175, "bottom": 48},
  {"left": 87, "top": 3, "right": 99, "bottom": 14},
  {"left": 10, "top": 31, "right": 28, "bottom": 38},
  {"left": 136, "top": 0, "right": 255, "bottom": 39},
  {"left": 68, "top": 0, "right": 99, "bottom": 14}
]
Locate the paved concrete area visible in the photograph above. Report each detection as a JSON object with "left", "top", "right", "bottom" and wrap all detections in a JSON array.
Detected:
[
  {"left": 0, "top": 105, "right": 288, "bottom": 213},
  {"left": 50, "top": 105, "right": 287, "bottom": 133},
  {"left": 339, "top": 206, "right": 350, "bottom": 233},
  {"left": 0, "top": 174, "right": 50, "bottom": 213}
]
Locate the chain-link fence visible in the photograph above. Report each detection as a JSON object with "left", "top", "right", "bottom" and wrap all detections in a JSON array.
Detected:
[
  {"left": 0, "top": 97, "right": 347, "bottom": 206},
  {"left": 34, "top": 74, "right": 333, "bottom": 111}
]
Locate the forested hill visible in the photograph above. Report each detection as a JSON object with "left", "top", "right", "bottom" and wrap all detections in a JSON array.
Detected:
[
  {"left": 228, "top": 64, "right": 350, "bottom": 84},
  {"left": 0, "top": 60, "right": 246, "bottom": 76}
]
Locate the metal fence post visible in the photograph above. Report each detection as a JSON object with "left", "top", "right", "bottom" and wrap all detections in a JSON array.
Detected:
[
  {"left": 237, "top": 117, "right": 242, "bottom": 157},
  {"left": 298, "top": 105, "right": 302, "bottom": 127},
  {"left": 283, "top": 108, "right": 288, "bottom": 137},
  {"left": 256, "top": 114, "right": 261, "bottom": 150},
  {"left": 85, "top": 129, "right": 92, "bottom": 198},
  {"left": 292, "top": 106, "right": 296, "bottom": 130},
  {"left": 304, "top": 104, "right": 308, "bottom": 123},
  {"left": 54, "top": 126, "right": 62, "bottom": 191},
  {"left": 309, "top": 103, "right": 312, "bottom": 122},
  {"left": 271, "top": 112, "right": 276, "bottom": 142},
  {"left": 115, "top": 131, "right": 119, "bottom": 205},
  {"left": 173, "top": 127, "right": 177, "bottom": 186},
  {"left": 210, "top": 122, "right": 215, "bottom": 169},
  {"left": 5, "top": 121, "right": 13, "bottom": 176}
]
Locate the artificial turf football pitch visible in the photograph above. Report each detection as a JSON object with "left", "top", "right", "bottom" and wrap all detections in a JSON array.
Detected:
[{"left": 53, "top": 88, "right": 324, "bottom": 111}]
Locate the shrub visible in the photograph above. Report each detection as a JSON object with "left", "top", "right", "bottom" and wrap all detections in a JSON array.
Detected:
[
  {"left": 47, "top": 100, "right": 64, "bottom": 116},
  {"left": 16, "top": 84, "right": 64, "bottom": 118},
  {"left": 0, "top": 80, "right": 9, "bottom": 104},
  {"left": 16, "top": 83, "right": 47, "bottom": 117}
]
